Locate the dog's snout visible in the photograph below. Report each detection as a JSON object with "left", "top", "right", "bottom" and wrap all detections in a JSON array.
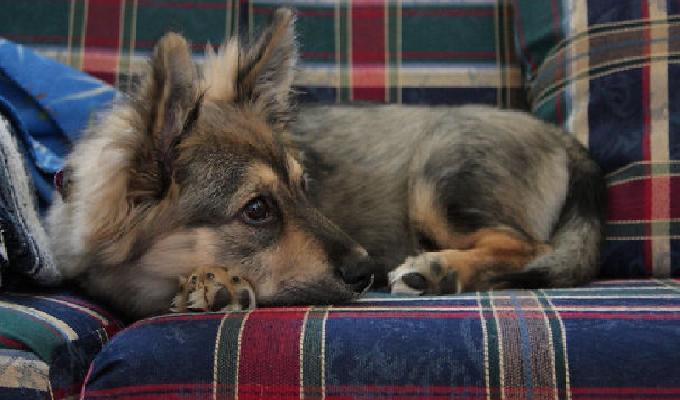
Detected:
[{"left": 336, "top": 252, "right": 375, "bottom": 293}]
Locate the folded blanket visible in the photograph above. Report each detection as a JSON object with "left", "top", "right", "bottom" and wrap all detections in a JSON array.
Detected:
[
  {"left": 0, "top": 38, "right": 117, "bottom": 209},
  {"left": 0, "top": 115, "right": 60, "bottom": 286},
  {"left": 0, "top": 39, "right": 116, "bottom": 287}
]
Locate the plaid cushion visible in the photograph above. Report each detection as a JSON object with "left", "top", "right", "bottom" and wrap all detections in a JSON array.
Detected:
[
  {"left": 0, "top": 292, "right": 123, "bottom": 400},
  {"left": 0, "top": 350, "right": 51, "bottom": 400},
  {"left": 513, "top": 0, "right": 680, "bottom": 278},
  {"left": 82, "top": 280, "right": 680, "bottom": 399},
  {"left": 0, "top": 0, "right": 525, "bottom": 108}
]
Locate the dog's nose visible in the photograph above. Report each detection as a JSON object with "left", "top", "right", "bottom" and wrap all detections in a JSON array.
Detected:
[{"left": 337, "top": 255, "right": 375, "bottom": 293}]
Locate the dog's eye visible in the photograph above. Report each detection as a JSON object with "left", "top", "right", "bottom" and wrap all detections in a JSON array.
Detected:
[{"left": 241, "top": 197, "right": 273, "bottom": 225}]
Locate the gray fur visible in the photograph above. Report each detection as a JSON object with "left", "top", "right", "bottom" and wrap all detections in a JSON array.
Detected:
[{"left": 294, "top": 104, "right": 605, "bottom": 287}]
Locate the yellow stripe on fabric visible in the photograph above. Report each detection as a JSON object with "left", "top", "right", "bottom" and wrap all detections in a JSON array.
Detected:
[
  {"left": 607, "top": 235, "right": 680, "bottom": 240},
  {"left": 384, "top": 0, "right": 389, "bottom": 102},
  {"left": 48, "top": 379, "right": 55, "bottom": 400},
  {"left": 649, "top": 1, "right": 672, "bottom": 277},
  {"left": 0, "top": 354, "right": 50, "bottom": 391},
  {"left": 567, "top": 0, "right": 590, "bottom": 147},
  {"left": 534, "top": 55, "right": 680, "bottom": 113},
  {"left": 489, "top": 292, "right": 506, "bottom": 400},
  {"left": 128, "top": 0, "right": 138, "bottom": 85},
  {"left": 539, "top": 290, "right": 572, "bottom": 400},
  {"left": 533, "top": 291, "right": 560, "bottom": 400},
  {"left": 35, "top": 47, "right": 522, "bottom": 90},
  {"left": 396, "top": 0, "right": 403, "bottom": 104},
  {"left": 606, "top": 160, "right": 680, "bottom": 177},
  {"left": 115, "top": 0, "right": 126, "bottom": 88},
  {"left": 539, "top": 16, "right": 680, "bottom": 74},
  {"left": 321, "top": 308, "right": 329, "bottom": 400},
  {"left": 299, "top": 308, "right": 311, "bottom": 400},
  {"left": 0, "top": 300, "right": 78, "bottom": 341},
  {"left": 225, "top": 0, "right": 231, "bottom": 38},
  {"left": 67, "top": 0, "right": 76, "bottom": 66},
  {"left": 33, "top": 296, "right": 110, "bottom": 327},
  {"left": 298, "top": 66, "right": 522, "bottom": 88},
  {"left": 609, "top": 218, "right": 680, "bottom": 224},
  {"left": 212, "top": 313, "right": 227, "bottom": 400},
  {"left": 494, "top": 0, "right": 513, "bottom": 108},
  {"left": 79, "top": 0, "right": 89, "bottom": 71},
  {"left": 656, "top": 279, "right": 680, "bottom": 293},
  {"left": 347, "top": 0, "right": 354, "bottom": 102},
  {"left": 234, "top": 0, "right": 240, "bottom": 39},
  {"left": 494, "top": 0, "right": 502, "bottom": 107},
  {"left": 234, "top": 311, "right": 252, "bottom": 400},
  {"left": 248, "top": 0, "right": 254, "bottom": 41},
  {"left": 476, "top": 292, "right": 491, "bottom": 400},
  {"left": 334, "top": 1, "right": 341, "bottom": 102},
  {"left": 607, "top": 173, "right": 680, "bottom": 186},
  {"left": 502, "top": 0, "right": 512, "bottom": 107}
]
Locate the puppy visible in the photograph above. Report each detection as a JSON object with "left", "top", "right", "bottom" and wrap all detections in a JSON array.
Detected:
[{"left": 47, "top": 9, "right": 605, "bottom": 319}]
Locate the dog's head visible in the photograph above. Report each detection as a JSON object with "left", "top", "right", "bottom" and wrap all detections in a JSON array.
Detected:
[{"left": 100, "top": 9, "right": 373, "bottom": 305}]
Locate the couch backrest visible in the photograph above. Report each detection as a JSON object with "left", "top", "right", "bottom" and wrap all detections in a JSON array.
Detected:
[
  {"left": 0, "top": 0, "right": 526, "bottom": 108},
  {"left": 2, "top": 0, "right": 679, "bottom": 280}
]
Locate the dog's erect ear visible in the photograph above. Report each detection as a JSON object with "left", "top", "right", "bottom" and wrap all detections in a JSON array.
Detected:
[
  {"left": 201, "top": 9, "right": 297, "bottom": 125},
  {"left": 237, "top": 8, "right": 297, "bottom": 126},
  {"left": 141, "top": 33, "right": 200, "bottom": 186}
]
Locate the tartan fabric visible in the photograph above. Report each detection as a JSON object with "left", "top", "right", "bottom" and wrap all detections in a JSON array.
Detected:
[
  {"left": 0, "top": 291, "right": 124, "bottom": 400},
  {"left": 0, "top": 350, "right": 51, "bottom": 400},
  {"left": 82, "top": 280, "right": 680, "bottom": 400},
  {"left": 0, "top": 0, "right": 525, "bottom": 108},
  {"left": 513, "top": 0, "right": 680, "bottom": 278}
]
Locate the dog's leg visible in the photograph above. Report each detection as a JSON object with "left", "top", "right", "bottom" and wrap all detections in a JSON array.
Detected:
[
  {"left": 170, "top": 266, "right": 256, "bottom": 312},
  {"left": 390, "top": 229, "right": 551, "bottom": 295}
]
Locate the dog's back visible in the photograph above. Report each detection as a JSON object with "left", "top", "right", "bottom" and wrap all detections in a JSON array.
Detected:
[{"left": 294, "top": 104, "right": 605, "bottom": 292}]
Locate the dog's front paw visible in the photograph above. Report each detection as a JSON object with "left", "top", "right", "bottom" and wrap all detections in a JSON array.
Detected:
[
  {"left": 170, "top": 266, "right": 256, "bottom": 312},
  {"left": 389, "top": 253, "right": 461, "bottom": 295}
]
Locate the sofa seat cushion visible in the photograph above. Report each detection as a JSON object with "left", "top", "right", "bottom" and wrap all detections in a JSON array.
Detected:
[
  {"left": 82, "top": 280, "right": 680, "bottom": 400},
  {"left": 0, "top": 291, "right": 124, "bottom": 399}
]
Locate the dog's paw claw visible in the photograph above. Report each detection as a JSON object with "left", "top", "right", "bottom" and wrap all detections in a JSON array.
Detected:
[{"left": 171, "top": 266, "right": 256, "bottom": 313}]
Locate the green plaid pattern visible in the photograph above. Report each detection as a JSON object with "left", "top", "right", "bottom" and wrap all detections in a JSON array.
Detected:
[{"left": 0, "top": 0, "right": 525, "bottom": 107}]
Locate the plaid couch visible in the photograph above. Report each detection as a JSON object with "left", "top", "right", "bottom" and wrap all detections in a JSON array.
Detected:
[{"left": 2, "top": 1, "right": 680, "bottom": 399}]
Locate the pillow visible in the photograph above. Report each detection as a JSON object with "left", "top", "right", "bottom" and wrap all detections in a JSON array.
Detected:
[{"left": 513, "top": 0, "right": 680, "bottom": 278}]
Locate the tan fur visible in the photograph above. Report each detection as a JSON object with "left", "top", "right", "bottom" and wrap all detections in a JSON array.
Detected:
[
  {"left": 257, "top": 224, "right": 329, "bottom": 299},
  {"left": 203, "top": 39, "right": 239, "bottom": 102},
  {"left": 439, "top": 229, "right": 552, "bottom": 291},
  {"left": 409, "top": 180, "right": 459, "bottom": 249}
]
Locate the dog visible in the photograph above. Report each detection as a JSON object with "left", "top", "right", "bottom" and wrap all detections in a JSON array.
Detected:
[{"left": 47, "top": 9, "right": 606, "bottom": 319}]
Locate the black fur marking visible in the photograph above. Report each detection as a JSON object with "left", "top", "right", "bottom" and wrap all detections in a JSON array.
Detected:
[
  {"left": 401, "top": 272, "right": 428, "bottom": 290},
  {"left": 212, "top": 287, "right": 232, "bottom": 311},
  {"left": 490, "top": 268, "right": 551, "bottom": 289},
  {"left": 238, "top": 290, "right": 252, "bottom": 309},
  {"left": 556, "top": 151, "right": 607, "bottom": 234},
  {"left": 439, "top": 271, "right": 459, "bottom": 293},
  {"left": 430, "top": 260, "right": 443, "bottom": 276},
  {"left": 417, "top": 231, "right": 439, "bottom": 252}
]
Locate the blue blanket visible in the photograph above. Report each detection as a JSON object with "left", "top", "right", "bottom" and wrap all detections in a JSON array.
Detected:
[
  {"left": 0, "top": 39, "right": 117, "bottom": 209},
  {"left": 0, "top": 39, "right": 116, "bottom": 286}
]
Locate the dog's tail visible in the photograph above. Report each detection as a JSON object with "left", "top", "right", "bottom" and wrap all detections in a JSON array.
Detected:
[{"left": 493, "top": 136, "right": 607, "bottom": 289}]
